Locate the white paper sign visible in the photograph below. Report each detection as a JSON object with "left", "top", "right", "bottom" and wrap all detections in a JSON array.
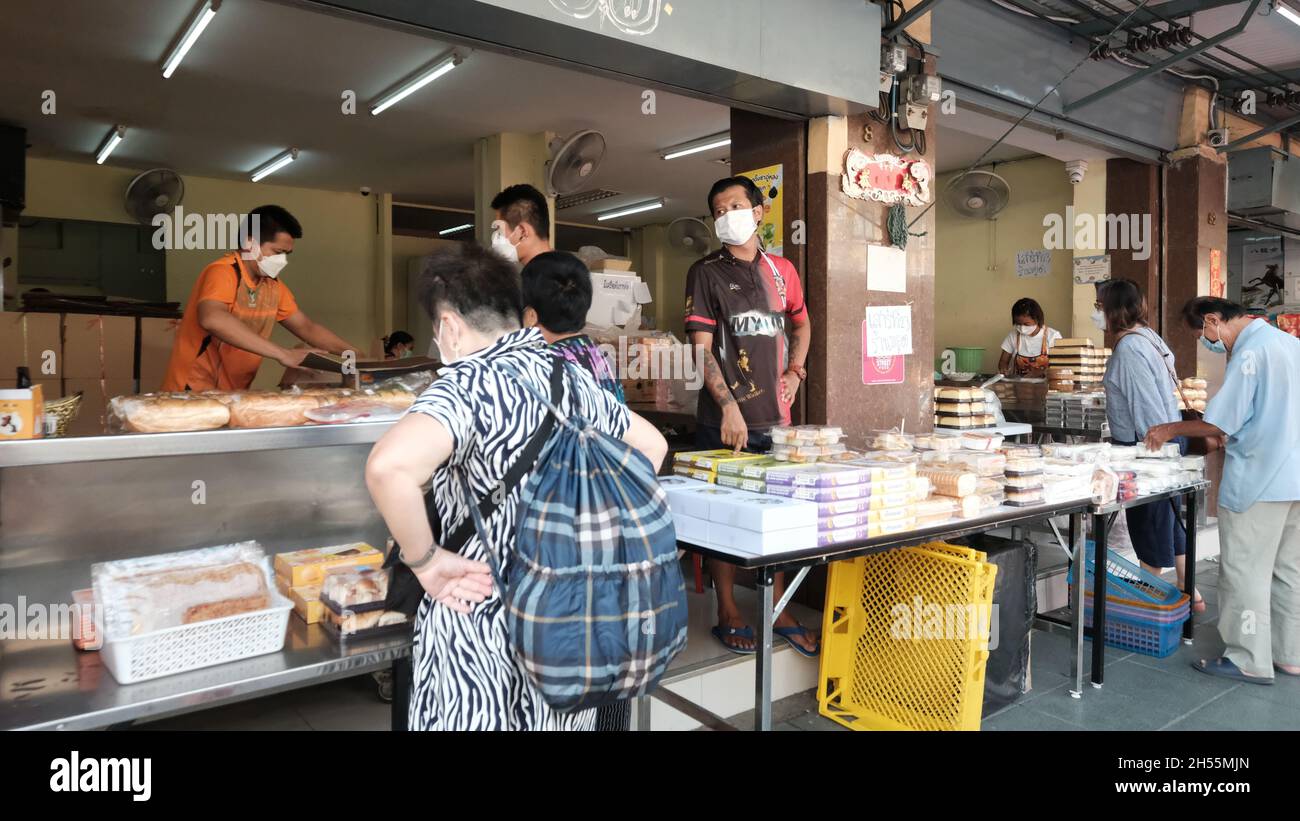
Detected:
[
  {"left": 1072, "top": 254, "right": 1111, "bottom": 284},
  {"left": 867, "top": 243, "right": 907, "bottom": 293},
  {"left": 864, "top": 305, "right": 912, "bottom": 357},
  {"left": 1016, "top": 249, "right": 1052, "bottom": 278}
]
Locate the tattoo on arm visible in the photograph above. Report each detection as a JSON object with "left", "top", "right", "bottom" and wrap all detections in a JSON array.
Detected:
[{"left": 698, "top": 345, "right": 736, "bottom": 408}]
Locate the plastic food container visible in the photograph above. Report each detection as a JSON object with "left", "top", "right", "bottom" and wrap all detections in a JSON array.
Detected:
[
  {"left": 868, "top": 430, "right": 915, "bottom": 451},
  {"left": 1004, "top": 473, "right": 1045, "bottom": 489},
  {"left": 914, "top": 434, "right": 965, "bottom": 452},
  {"left": 768, "top": 483, "right": 870, "bottom": 502},
  {"left": 961, "top": 432, "right": 1004, "bottom": 452},
  {"left": 845, "top": 460, "right": 918, "bottom": 480},
  {"left": 1004, "top": 488, "right": 1045, "bottom": 507},
  {"left": 319, "top": 567, "right": 389, "bottom": 614},
  {"left": 1004, "top": 457, "right": 1045, "bottom": 476},
  {"left": 322, "top": 608, "right": 410, "bottom": 642},
  {"left": 949, "top": 451, "right": 1006, "bottom": 477},
  {"left": 1136, "top": 443, "right": 1181, "bottom": 459},
  {"left": 999, "top": 444, "right": 1042, "bottom": 459},
  {"left": 1042, "top": 458, "right": 1095, "bottom": 477}
]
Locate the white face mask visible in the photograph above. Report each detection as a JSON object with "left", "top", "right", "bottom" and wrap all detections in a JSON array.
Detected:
[
  {"left": 491, "top": 226, "right": 520, "bottom": 263},
  {"left": 714, "top": 208, "right": 758, "bottom": 246},
  {"left": 431, "top": 318, "right": 456, "bottom": 365},
  {"left": 1015, "top": 324, "right": 1037, "bottom": 336},
  {"left": 249, "top": 245, "right": 289, "bottom": 278},
  {"left": 1091, "top": 308, "right": 1107, "bottom": 331}
]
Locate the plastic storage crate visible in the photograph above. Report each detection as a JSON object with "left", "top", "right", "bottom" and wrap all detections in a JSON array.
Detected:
[
  {"left": 1067, "top": 542, "right": 1190, "bottom": 658},
  {"left": 1067, "top": 541, "right": 1185, "bottom": 608},
  {"left": 818, "top": 542, "right": 998, "bottom": 731}
]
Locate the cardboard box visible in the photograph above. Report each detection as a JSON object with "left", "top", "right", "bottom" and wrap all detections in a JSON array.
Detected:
[
  {"left": 273, "top": 543, "right": 383, "bottom": 588},
  {"left": 275, "top": 575, "right": 327, "bottom": 624},
  {"left": 589, "top": 257, "right": 633, "bottom": 272},
  {"left": 139, "top": 317, "right": 179, "bottom": 391},
  {"left": 0, "top": 312, "right": 62, "bottom": 376},
  {"left": 0, "top": 384, "right": 44, "bottom": 439},
  {"left": 62, "top": 314, "right": 136, "bottom": 379},
  {"left": 60, "top": 378, "right": 134, "bottom": 437}
]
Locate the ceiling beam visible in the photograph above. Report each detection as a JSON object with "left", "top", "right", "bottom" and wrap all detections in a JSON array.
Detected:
[{"left": 1073, "top": 0, "right": 1250, "bottom": 36}]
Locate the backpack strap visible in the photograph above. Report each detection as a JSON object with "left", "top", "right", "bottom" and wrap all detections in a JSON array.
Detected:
[{"left": 441, "top": 355, "right": 564, "bottom": 555}]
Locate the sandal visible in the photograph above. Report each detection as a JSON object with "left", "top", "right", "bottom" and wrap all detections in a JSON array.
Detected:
[
  {"left": 1275, "top": 664, "right": 1300, "bottom": 678},
  {"left": 774, "top": 625, "right": 821, "bottom": 658},
  {"left": 711, "top": 624, "right": 756, "bottom": 656},
  {"left": 1192, "top": 657, "right": 1273, "bottom": 685}
]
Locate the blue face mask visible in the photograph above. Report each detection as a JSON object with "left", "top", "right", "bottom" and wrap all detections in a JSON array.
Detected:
[{"left": 1200, "top": 334, "right": 1227, "bottom": 354}]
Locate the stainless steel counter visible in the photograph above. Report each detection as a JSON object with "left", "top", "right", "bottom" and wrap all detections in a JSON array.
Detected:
[
  {"left": 0, "top": 420, "right": 395, "bottom": 468},
  {"left": 0, "top": 420, "right": 403, "bottom": 730}
]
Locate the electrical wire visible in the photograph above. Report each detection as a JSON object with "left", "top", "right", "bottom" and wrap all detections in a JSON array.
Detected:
[{"left": 908, "top": 0, "right": 1156, "bottom": 231}]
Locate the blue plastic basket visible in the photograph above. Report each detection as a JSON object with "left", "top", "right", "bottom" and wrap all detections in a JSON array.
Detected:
[
  {"left": 1084, "top": 599, "right": 1189, "bottom": 658},
  {"left": 1066, "top": 541, "right": 1184, "bottom": 608}
]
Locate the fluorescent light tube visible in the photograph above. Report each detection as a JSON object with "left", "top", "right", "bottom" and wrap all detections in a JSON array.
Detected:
[
  {"left": 439, "top": 223, "right": 473, "bottom": 236},
  {"left": 162, "top": 0, "right": 220, "bottom": 79},
  {"left": 95, "top": 125, "right": 126, "bottom": 165},
  {"left": 1278, "top": 2, "right": 1300, "bottom": 26},
  {"left": 597, "top": 198, "right": 665, "bottom": 221},
  {"left": 661, "top": 133, "right": 731, "bottom": 160},
  {"left": 370, "top": 53, "right": 463, "bottom": 115},
  {"left": 250, "top": 148, "right": 298, "bottom": 182}
]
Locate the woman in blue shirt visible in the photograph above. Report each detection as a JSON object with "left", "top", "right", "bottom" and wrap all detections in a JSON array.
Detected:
[{"left": 1098, "top": 280, "right": 1204, "bottom": 612}]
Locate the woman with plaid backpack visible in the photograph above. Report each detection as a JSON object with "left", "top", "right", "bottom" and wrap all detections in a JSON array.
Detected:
[{"left": 366, "top": 244, "right": 676, "bottom": 731}]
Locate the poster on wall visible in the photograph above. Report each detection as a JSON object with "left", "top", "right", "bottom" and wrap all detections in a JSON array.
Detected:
[
  {"left": 867, "top": 243, "right": 908, "bottom": 293},
  {"left": 1241, "top": 239, "right": 1284, "bottom": 308},
  {"left": 739, "top": 164, "right": 783, "bottom": 256},
  {"left": 861, "top": 322, "right": 906, "bottom": 385},
  {"left": 1072, "top": 254, "right": 1110, "bottom": 284},
  {"left": 864, "top": 305, "right": 913, "bottom": 357},
  {"left": 1209, "top": 248, "right": 1224, "bottom": 299},
  {"left": 1015, "top": 249, "right": 1052, "bottom": 278}
]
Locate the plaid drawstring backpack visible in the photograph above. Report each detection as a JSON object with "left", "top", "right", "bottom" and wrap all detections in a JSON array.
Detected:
[{"left": 458, "top": 357, "right": 688, "bottom": 712}]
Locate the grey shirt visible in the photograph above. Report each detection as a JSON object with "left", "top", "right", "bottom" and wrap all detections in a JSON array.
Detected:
[{"left": 1103, "top": 326, "right": 1182, "bottom": 443}]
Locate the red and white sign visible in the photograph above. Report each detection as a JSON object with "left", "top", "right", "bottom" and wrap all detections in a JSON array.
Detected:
[
  {"left": 862, "top": 321, "right": 905, "bottom": 385},
  {"left": 842, "top": 149, "right": 931, "bottom": 208}
]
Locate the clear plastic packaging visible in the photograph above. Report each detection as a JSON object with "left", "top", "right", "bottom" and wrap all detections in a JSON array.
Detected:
[
  {"left": 1106, "top": 445, "right": 1138, "bottom": 462},
  {"left": 304, "top": 400, "right": 405, "bottom": 424},
  {"left": 914, "top": 433, "right": 964, "bottom": 452},
  {"left": 948, "top": 451, "right": 1007, "bottom": 477},
  {"left": 322, "top": 608, "right": 410, "bottom": 641},
  {"left": 770, "top": 425, "right": 843, "bottom": 446},
  {"left": 319, "top": 567, "right": 390, "bottom": 614},
  {"left": 914, "top": 497, "right": 957, "bottom": 521},
  {"left": 108, "top": 393, "right": 231, "bottom": 434},
  {"left": 999, "top": 444, "right": 1043, "bottom": 459},
  {"left": 869, "top": 430, "right": 915, "bottom": 451},
  {"left": 961, "top": 432, "right": 1004, "bottom": 452},
  {"left": 93, "top": 542, "right": 272, "bottom": 640},
  {"left": 1179, "top": 455, "right": 1206, "bottom": 472},
  {"left": 975, "top": 477, "right": 1003, "bottom": 495},
  {"left": 1091, "top": 466, "right": 1119, "bottom": 505},
  {"left": 1004, "top": 473, "right": 1045, "bottom": 489},
  {"left": 849, "top": 451, "right": 921, "bottom": 466},
  {"left": 844, "top": 460, "right": 918, "bottom": 480},
  {"left": 767, "top": 464, "right": 874, "bottom": 488},
  {"left": 867, "top": 492, "right": 913, "bottom": 511},
  {"left": 916, "top": 467, "right": 978, "bottom": 498},
  {"left": 1136, "top": 442, "right": 1181, "bottom": 459},
  {"left": 768, "top": 483, "right": 870, "bottom": 502},
  {"left": 1042, "top": 458, "right": 1096, "bottom": 477},
  {"left": 1041, "top": 442, "right": 1108, "bottom": 463},
  {"left": 1004, "top": 457, "right": 1045, "bottom": 476},
  {"left": 911, "top": 476, "right": 931, "bottom": 501},
  {"left": 1004, "top": 488, "right": 1045, "bottom": 507}
]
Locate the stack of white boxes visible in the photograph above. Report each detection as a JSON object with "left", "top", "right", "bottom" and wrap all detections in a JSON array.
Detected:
[{"left": 661, "top": 477, "right": 819, "bottom": 555}]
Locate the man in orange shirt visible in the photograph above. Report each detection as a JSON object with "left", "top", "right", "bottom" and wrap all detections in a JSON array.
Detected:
[{"left": 162, "top": 205, "right": 357, "bottom": 391}]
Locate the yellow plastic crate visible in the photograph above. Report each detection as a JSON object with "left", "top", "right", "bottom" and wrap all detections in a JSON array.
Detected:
[{"left": 818, "top": 541, "right": 998, "bottom": 731}]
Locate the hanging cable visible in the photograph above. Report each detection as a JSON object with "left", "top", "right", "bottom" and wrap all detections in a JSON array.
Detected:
[{"left": 907, "top": 0, "right": 1156, "bottom": 231}]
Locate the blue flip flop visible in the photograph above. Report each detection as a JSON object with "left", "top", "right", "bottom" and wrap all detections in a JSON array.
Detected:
[
  {"left": 774, "top": 625, "right": 820, "bottom": 658},
  {"left": 1192, "top": 657, "right": 1274, "bottom": 685},
  {"left": 712, "top": 625, "right": 756, "bottom": 655}
]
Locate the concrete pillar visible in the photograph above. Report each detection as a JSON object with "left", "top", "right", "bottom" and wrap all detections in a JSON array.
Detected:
[
  {"left": 1071, "top": 163, "right": 1107, "bottom": 343},
  {"left": 1165, "top": 146, "right": 1227, "bottom": 379},
  {"left": 1104, "top": 158, "right": 1161, "bottom": 342},
  {"left": 473, "top": 132, "right": 556, "bottom": 247}
]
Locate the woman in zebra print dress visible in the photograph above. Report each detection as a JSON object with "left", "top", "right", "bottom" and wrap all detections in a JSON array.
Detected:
[{"left": 366, "top": 244, "right": 668, "bottom": 731}]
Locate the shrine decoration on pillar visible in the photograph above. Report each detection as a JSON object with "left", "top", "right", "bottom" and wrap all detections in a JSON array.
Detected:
[{"left": 842, "top": 150, "right": 931, "bottom": 207}]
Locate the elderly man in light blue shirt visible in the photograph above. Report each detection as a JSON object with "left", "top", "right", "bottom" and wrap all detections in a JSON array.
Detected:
[{"left": 1148, "top": 297, "right": 1300, "bottom": 685}]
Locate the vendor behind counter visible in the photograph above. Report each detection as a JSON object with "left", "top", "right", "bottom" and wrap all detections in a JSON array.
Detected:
[{"left": 997, "top": 297, "right": 1061, "bottom": 377}]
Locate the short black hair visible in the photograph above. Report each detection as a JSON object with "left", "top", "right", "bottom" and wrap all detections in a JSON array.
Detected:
[
  {"left": 1181, "top": 296, "right": 1247, "bottom": 329},
  {"left": 1099, "top": 278, "right": 1148, "bottom": 332},
  {"left": 707, "top": 175, "right": 763, "bottom": 214},
  {"left": 1010, "top": 297, "right": 1045, "bottom": 328},
  {"left": 521, "top": 252, "right": 592, "bottom": 334},
  {"left": 417, "top": 243, "right": 523, "bottom": 332},
  {"left": 383, "top": 331, "right": 415, "bottom": 355},
  {"left": 242, "top": 205, "right": 302, "bottom": 244},
  {"left": 491, "top": 184, "right": 550, "bottom": 239}
]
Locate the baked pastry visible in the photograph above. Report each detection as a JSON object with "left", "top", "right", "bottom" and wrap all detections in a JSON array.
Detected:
[
  {"left": 321, "top": 568, "right": 388, "bottom": 608},
  {"left": 226, "top": 391, "right": 322, "bottom": 428},
  {"left": 360, "top": 387, "right": 417, "bottom": 410},
  {"left": 916, "top": 467, "right": 978, "bottom": 497},
  {"left": 112, "top": 395, "right": 231, "bottom": 433}
]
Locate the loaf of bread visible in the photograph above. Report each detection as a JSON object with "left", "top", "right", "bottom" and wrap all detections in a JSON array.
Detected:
[
  {"left": 92, "top": 542, "right": 271, "bottom": 638},
  {"left": 916, "top": 467, "right": 978, "bottom": 498},
  {"left": 326, "top": 607, "right": 408, "bottom": 635},
  {"left": 226, "top": 392, "right": 322, "bottom": 428},
  {"left": 360, "top": 388, "right": 417, "bottom": 410},
  {"left": 111, "top": 395, "right": 231, "bottom": 433}
]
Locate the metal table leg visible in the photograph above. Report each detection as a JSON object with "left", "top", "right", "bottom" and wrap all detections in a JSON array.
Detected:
[
  {"left": 634, "top": 695, "right": 653, "bottom": 731},
  {"left": 1183, "top": 490, "right": 1198, "bottom": 643},
  {"left": 1091, "top": 512, "right": 1109, "bottom": 688},
  {"left": 391, "top": 656, "right": 411, "bottom": 731},
  {"left": 1068, "top": 511, "right": 1085, "bottom": 699},
  {"left": 753, "top": 566, "right": 775, "bottom": 732}
]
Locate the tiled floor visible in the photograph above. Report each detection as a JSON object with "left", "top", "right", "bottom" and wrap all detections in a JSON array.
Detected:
[{"left": 137, "top": 555, "right": 1300, "bottom": 731}]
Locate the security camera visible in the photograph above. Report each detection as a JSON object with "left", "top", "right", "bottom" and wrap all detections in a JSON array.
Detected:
[
  {"left": 1065, "top": 160, "right": 1088, "bottom": 185},
  {"left": 360, "top": 186, "right": 372, "bottom": 196},
  {"left": 1206, "top": 128, "right": 1229, "bottom": 148}
]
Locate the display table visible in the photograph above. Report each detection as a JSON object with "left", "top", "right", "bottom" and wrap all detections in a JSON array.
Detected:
[
  {"left": 1075, "top": 480, "right": 1207, "bottom": 687},
  {"left": 932, "top": 421, "right": 1033, "bottom": 440},
  {"left": 664, "top": 498, "right": 1093, "bottom": 731}
]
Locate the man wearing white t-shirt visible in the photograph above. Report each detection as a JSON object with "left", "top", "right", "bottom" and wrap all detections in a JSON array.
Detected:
[{"left": 997, "top": 297, "right": 1062, "bottom": 377}]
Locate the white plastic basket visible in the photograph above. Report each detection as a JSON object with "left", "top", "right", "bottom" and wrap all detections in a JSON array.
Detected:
[{"left": 100, "top": 570, "right": 292, "bottom": 686}]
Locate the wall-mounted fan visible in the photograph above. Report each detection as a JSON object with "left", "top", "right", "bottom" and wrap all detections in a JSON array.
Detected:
[
  {"left": 124, "top": 169, "right": 185, "bottom": 224},
  {"left": 546, "top": 130, "right": 606, "bottom": 196},
  {"left": 667, "top": 217, "right": 713, "bottom": 256},
  {"left": 943, "top": 169, "right": 1011, "bottom": 219}
]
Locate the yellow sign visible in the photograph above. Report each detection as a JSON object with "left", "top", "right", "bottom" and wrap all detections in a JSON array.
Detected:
[{"left": 740, "top": 164, "right": 783, "bottom": 256}]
